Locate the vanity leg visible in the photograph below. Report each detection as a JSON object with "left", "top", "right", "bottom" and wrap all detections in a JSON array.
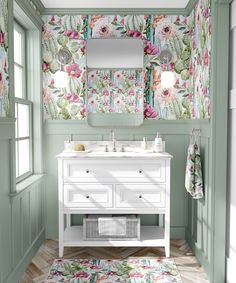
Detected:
[
  {"left": 164, "top": 212, "right": 170, "bottom": 258},
  {"left": 59, "top": 211, "right": 64, "bottom": 257},
  {"left": 66, "top": 214, "right": 71, "bottom": 228},
  {"left": 165, "top": 243, "right": 170, "bottom": 258},
  {"left": 159, "top": 214, "right": 164, "bottom": 227}
]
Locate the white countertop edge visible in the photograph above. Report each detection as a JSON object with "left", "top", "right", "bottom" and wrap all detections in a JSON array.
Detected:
[{"left": 56, "top": 151, "right": 173, "bottom": 159}]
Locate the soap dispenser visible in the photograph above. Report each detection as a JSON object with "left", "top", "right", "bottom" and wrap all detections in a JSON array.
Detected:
[{"left": 153, "top": 133, "right": 163, "bottom": 153}]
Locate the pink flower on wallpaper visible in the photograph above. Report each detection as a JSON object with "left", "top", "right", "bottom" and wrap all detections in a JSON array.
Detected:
[
  {"left": 66, "top": 64, "right": 82, "bottom": 78},
  {"left": 204, "top": 48, "right": 209, "bottom": 66},
  {"left": 88, "top": 97, "right": 98, "bottom": 107},
  {"left": 75, "top": 271, "right": 90, "bottom": 278},
  {"left": 175, "top": 16, "right": 180, "bottom": 24},
  {"left": 196, "top": 13, "right": 201, "bottom": 28},
  {"left": 204, "top": 8, "right": 210, "bottom": 18},
  {"left": 113, "top": 16, "right": 118, "bottom": 23},
  {"left": 102, "top": 89, "right": 109, "bottom": 96},
  {"left": 0, "top": 32, "right": 4, "bottom": 44},
  {"left": 64, "top": 30, "right": 80, "bottom": 40},
  {"left": 160, "top": 89, "right": 174, "bottom": 104},
  {"left": 144, "top": 104, "right": 157, "bottom": 119},
  {"left": 188, "top": 93, "right": 193, "bottom": 100},
  {"left": 49, "top": 79, "right": 55, "bottom": 88},
  {"left": 42, "top": 62, "right": 50, "bottom": 72},
  {"left": 114, "top": 71, "right": 123, "bottom": 81},
  {"left": 49, "top": 16, "right": 55, "bottom": 25},
  {"left": 80, "top": 106, "right": 86, "bottom": 118},
  {"left": 92, "top": 18, "right": 113, "bottom": 38},
  {"left": 128, "top": 89, "right": 135, "bottom": 96},
  {"left": 197, "top": 53, "right": 201, "bottom": 65},
  {"left": 64, "top": 93, "right": 81, "bottom": 103},
  {"left": 129, "top": 272, "right": 144, "bottom": 278},
  {"left": 114, "top": 97, "right": 124, "bottom": 107},
  {"left": 189, "top": 62, "right": 193, "bottom": 76},
  {"left": 144, "top": 41, "right": 158, "bottom": 55},
  {"left": 88, "top": 71, "right": 97, "bottom": 81},
  {"left": 158, "top": 21, "right": 176, "bottom": 40},
  {"left": 128, "top": 30, "right": 143, "bottom": 39},
  {"left": 192, "top": 38, "right": 196, "bottom": 50},
  {"left": 203, "top": 86, "right": 208, "bottom": 97}
]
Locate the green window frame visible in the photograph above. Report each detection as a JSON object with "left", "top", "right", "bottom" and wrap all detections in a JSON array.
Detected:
[{"left": 14, "top": 21, "right": 33, "bottom": 182}]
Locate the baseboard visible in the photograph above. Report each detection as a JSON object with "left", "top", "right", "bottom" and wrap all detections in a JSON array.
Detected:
[
  {"left": 185, "top": 228, "right": 211, "bottom": 281},
  {"left": 5, "top": 228, "right": 45, "bottom": 283},
  {"left": 226, "top": 256, "right": 236, "bottom": 283}
]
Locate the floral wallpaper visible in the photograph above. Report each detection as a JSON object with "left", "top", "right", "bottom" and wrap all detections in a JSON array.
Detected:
[
  {"left": 0, "top": 0, "right": 9, "bottom": 117},
  {"left": 42, "top": 0, "right": 211, "bottom": 120},
  {"left": 87, "top": 69, "right": 143, "bottom": 114},
  {"left": 192, "top": 0, "right": 211, "bottom": 118}
]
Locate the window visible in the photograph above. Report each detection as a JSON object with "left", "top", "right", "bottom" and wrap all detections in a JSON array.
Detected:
[{"left": 14, "top": 21, "right": 33, "bottom": 181}]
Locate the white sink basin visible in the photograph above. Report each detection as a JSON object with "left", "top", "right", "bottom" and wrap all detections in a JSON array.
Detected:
[{"left": 88, "top": 150, "right": 154, "bottom": 157}]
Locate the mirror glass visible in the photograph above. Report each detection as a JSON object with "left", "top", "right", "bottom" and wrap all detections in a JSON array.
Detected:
[
  {"left": 86, "top": 38, "right": 143, "bottom": 68},
  {"left": 86, "top": 38, "right": 144, "bottom": 127}
]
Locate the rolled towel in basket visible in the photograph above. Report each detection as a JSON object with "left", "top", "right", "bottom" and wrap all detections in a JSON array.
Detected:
[{"left": 98, "top": 217, "right": 127, "bottom": 236}]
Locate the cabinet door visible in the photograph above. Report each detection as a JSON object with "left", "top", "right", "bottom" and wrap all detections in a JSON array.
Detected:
[
  {"left": 64, "top": 184, "right": 113, "bottom": 208},
  {"left": 115, "top": 184, "right": 166, "bottom": 208}
]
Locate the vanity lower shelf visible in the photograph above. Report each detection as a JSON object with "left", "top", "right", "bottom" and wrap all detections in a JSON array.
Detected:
[{"left": 64, "top": 225, "right": 165, "bottom": 247}]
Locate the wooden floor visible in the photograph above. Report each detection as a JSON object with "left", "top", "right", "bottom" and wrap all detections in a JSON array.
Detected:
[{"left": 19, "top": 239, "right": 209, "bottom": 283}]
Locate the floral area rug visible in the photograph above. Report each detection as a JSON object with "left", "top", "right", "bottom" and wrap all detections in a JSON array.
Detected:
[{"left": 45, "top": 258, "right": 183, "bottom": 282}]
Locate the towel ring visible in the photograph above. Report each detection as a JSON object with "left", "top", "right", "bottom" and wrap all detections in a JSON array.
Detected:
[{"left": 190, "top": 128, "right": 201, "bottom": 144}]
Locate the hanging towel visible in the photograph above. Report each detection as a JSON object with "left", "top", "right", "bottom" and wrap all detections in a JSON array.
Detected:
[{"left": 185, "top": 143, "right": 204, "bottom": 199}]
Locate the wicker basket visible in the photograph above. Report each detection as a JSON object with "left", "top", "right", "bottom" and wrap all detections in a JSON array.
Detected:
[{"left": 83, "top": 214, "right": 140, "bottom": 241}]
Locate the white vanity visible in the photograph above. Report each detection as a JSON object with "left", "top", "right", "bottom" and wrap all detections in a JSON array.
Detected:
[{"left": 57, "top": 146, "right": 172, "bottom": 257}]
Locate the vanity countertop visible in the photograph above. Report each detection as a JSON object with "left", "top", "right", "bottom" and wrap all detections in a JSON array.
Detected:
[{"left": 57, "top": 151, "right": 173, "bottom": 159}]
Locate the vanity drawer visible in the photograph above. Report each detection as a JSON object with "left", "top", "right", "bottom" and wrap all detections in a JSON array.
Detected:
[
  {"left": 115, "top": 184, "right": 166, "bottom": 208},
  {"left": 64, "top": 184, "right": 113, "bottom": 208},
  {"left": 63, "top": 160, "right": 166, "bottom": 183}
]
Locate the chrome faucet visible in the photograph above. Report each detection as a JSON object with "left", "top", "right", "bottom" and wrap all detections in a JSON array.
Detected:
[{"left": 111, "top": 130, "right": 116, "bottom": 152}]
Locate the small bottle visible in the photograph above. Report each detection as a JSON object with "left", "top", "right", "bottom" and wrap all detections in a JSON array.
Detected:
[
  {"left": 64, "top": 140, "right": 72, "bottom": 151},
  {"left": 153, "top": 133, "right": 162, "bottom": 153},
  {"left": 141, "top": 136, "right": 147, "bottom": 150}
]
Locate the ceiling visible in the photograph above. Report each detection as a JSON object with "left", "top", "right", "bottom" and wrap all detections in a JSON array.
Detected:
[{"left": 41, "top": 0, "right": 189, "bottom": 9}]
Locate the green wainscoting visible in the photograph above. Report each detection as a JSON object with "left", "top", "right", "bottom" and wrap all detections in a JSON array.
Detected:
[{"left": 0, "top": 121, "right": 45, "bottom": 283}]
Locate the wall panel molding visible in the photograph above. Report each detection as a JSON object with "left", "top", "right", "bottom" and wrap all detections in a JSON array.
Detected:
[{"left": 44, "top": 120, "right": 211, "bottom": 137}]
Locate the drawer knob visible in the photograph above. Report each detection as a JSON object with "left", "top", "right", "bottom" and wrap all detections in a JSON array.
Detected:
[
  {"left": 86, "top": 195, "right": 90, "bottom": 199},
  {"left": 139, "top": 195, "right": 142, "bottom": 198},
  {"left": 86, "top": 170, "right": 90, "bottom": 173},
  {"left": 139, "top": 170, "right": 143, "bottom": 174}
]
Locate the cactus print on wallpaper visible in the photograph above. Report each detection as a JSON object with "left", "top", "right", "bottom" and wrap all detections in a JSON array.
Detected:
[
  {"left": 42, "top": 0, "right": 211, "bottom": 120},
  {"left": 0, "top": 0, "right": 9, "bottom": 117}
]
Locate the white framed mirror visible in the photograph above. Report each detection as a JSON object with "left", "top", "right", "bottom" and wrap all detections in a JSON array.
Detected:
[{"left": 86, "top": 38, "right": 144, "bottom": 127}]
